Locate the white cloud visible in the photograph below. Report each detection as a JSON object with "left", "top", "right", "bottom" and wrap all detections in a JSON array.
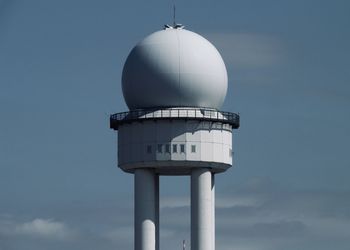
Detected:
[
  {"left": 206, "top": 33, "right": 286, "bottom": 69},
  {"left": 217, "top": 195, "right": 262, "bottom": 208},
  {"left": 15, "top": 218, "right": 74, "bottom": 239},
  {"left": 0, "top": 217, "right": 77, "bottom": 241}
]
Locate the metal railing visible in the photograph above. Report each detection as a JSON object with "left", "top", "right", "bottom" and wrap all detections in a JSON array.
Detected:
[{"left": 110, "top": 108, "right": 240, "bottom": 130}]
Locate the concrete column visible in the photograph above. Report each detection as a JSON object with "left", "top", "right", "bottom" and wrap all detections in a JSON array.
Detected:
[
  {"left": 155, "top": 174, "right": 159, "bottom": 250},
  {"left": 191, "top": 168, "right": 212, "bottom": 250},
  {"left": 211, "top": 174, "right": 215, "bottom": 250},
  {"left": 134, "top": 169, "right": 157, "bottom": 250}
]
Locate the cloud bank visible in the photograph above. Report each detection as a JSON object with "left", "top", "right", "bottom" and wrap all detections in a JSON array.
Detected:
[{"left": 1, "top": 178, "right": 349, "bottom": 250}]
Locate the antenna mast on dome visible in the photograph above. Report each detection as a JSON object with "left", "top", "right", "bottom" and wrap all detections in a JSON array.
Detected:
[
  {"left": 173, "top": 4, "right": 176, "bottom": 27},
  {"left": 164, "top": 4, "right": 184, "bottom": 30}
]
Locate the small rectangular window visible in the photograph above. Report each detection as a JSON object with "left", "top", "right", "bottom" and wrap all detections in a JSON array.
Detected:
[
  {"left": 157, "top": 144, "right": 162, "bottom": 153},
  {"left": 191, "top": 145, "right": 196, "bottom": 153},
  {"left": 180, "top": 144, "right": 185, "bottom": 153},
  {"left": 173, "top": 144, "right": 177, "bottom": 153},
  {"left": 229, "top": 148, "right": 233, "bottom": 157},
  {"left": 147, "top": 145, "right": 152, "bottom": 154},
  {"left": 165, "top": 144, "right": 170, "bottom": 153}
]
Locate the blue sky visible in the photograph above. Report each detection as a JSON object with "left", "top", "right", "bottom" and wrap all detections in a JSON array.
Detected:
[{"left": 0, "top": 0, "right": 349, "bottom": 249}]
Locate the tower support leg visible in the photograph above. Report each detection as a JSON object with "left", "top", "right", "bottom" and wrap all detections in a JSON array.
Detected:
[
  {"left": 212, "top": 174, "right": 215, "bottom": 250},
  {"left": 155, "top": 174, "right": 159, "bottom": 250},
  {"left": 191, "top": 168, "right": 213, "bottom": 250},
  {"left": 135, "top": 169, "right": 158, "bottom": 250}
]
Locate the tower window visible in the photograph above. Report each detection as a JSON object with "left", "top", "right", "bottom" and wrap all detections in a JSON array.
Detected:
[
  {"left": 180, "top": 144, "right": 185, "bottom": 153},
  {"left": 147, "top": 145, "right": 152, "bottom": 154},
  {"left": 191, "top": 145, "right": 196, "bottom": 153},
  {"left": 173, "top": 144, "right": 177, "bottom": 153},
  {"left": 157, "top": 144, "right": 162, "bottom": 153},
  {"left": 229, "top": 148, "right": 233, "bottom": 157},
  {"left": 165, "top": 144, "right": 170, "bottom": 153}
]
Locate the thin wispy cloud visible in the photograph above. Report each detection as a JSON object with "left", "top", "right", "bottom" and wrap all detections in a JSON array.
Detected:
[
  {"left": 0, "top": 217, "right": 77, "bottom": 241},
  {"left": 14, "top": 218, "right": 76, "bottom": 240},
  {"left": 206, "top": 33, "right": 286, "bottom": 69},
  {"left": 102, "top": 226, "right": 133, "bottom": 243}
]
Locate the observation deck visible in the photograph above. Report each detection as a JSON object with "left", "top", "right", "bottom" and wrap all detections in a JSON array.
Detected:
[{"left": 110, "top": 107, "right": 240, "bottom": 130}]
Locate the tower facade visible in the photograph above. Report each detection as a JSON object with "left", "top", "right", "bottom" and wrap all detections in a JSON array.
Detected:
[{"left": 110, "top": 25, "right": 239, "bottom": 250}]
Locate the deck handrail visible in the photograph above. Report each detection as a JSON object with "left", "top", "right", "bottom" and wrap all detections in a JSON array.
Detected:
[{"left": 110, "top": 108, "right": 240, "bottom": 130}]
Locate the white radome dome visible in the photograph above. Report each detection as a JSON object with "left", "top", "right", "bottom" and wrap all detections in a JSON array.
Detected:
[{"left": 122, "top": 27, "right": 228, "bottom": 110}]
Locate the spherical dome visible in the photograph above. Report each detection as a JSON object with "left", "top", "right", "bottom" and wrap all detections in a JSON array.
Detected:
[{"left": 122, "top": 28, "right": 228, "bottom": 110}]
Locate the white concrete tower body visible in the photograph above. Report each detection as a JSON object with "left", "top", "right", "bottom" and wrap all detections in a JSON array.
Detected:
[{"left": 110, "top": 25, "right": 239, "bottom": 250}]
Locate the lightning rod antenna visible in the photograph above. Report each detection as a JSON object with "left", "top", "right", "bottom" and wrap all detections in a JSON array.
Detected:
[{"left": 173, "top": 4, "right": 176, "bottom": 27}]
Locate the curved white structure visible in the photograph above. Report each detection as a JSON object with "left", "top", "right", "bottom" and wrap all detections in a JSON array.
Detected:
[
  {"left": 122, "top": 28, "right": 228, "bottom": 110},
  {"left": 110, "top": 25, "right": 239, "bottom": 250},
  {"left": 118, "top": 119, "right": 233, "bottom": 174},
  {"left": 134, "top": 169, "right": 158, "bottom": 250},
  {"left": 191, "top": 168, "right": 213, "bottom": 250}
]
